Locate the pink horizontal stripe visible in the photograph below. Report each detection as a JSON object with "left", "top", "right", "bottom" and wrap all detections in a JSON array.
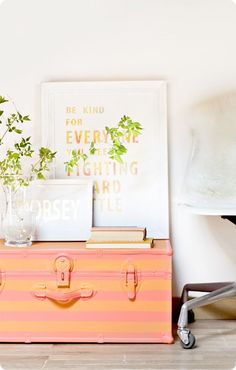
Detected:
[
  {"left": 0, "top": 290, "right": 171, "bottom": 301},
  {"left": 0, "top": 332, "right": 173, "bottom": 343},
  {"left": 1, "top": 254, "right": 170, "bottom": 263},
  {"left": 0, "top": 310, "right": 171, "bottom": 322},
  {"left": 0, "top": 250, "right": 171, "bottom": 258},
  {"left": 2, "top": 271, "right": 171, "bottom": 279},
  {"left": 1, "top": 245, "right": 172, "bottom": 260}
]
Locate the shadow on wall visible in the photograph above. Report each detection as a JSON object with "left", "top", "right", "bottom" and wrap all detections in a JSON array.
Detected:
[{"left": 206, "top": 216, "right": 236, "bottom": 264}]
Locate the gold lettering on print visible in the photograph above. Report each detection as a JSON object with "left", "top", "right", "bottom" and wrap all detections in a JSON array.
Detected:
[
  {"left": 67, "top": 130, "right": 109, "bottom": 144},
  {"left": 66, "top": 148, "right": 85, "bottom": 157},
  {"left": 83, "top": 161, "right": 91, "bottom": 176},
  {"left": 66, "top": 106, "right": 76, "bottom": 113},
  {"left": 64, "top": 103, "right": 140, "bottom": 215},
  {"left": 75, "top": 161, "right": 135, "bottom": 176},
  {"left": 125, "top": 133, "right": 139, "bottom": 143},
  {"left": 133, "top": 135, "right": 139, "bottom": 143},
  {"left": 83, "top": 106, "right": 104, "bottom": 114},
  {"left": 102, "top": 181, "right": 110, "bottom": 193},
  {"left": 94, "top": 147, "right": 109, "bottom": 156},
  {"left": 71, "top": 161, "right": 138, "bottom": 177},
  {"left": 93, "top": 130, "right": 101, "bottom": 143},
  {"left": 94, "top": 180, "right": 121, "bottom": 194},
  {"left": 130, "top": 161, "right": 138, "bottom": 175},
  {"left": 95, "top": 197, "right": 122, "bottom": 212},
  {"left": 84, "top": 130, "right": 91, "bottom": 144},
  {"left": 109, "top": 161, "right": 138, "bottom": 176},
  {"left": 75, "top": 131, "right": 83, "bottom": 144},
  {"left": 113, "top": 180, "right": 121, "bottom": 193},
  {"left": 66, "top": 118, "right": 83, "bottom": 126},
  {"left": 66, "top": 131, "right": 73, "bottom": 144},
  {"left": 67, "top": 147, "right": 108, "bottom": 157}
]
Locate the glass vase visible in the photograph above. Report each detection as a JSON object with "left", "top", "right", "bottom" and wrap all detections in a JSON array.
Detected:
[{"left": 1, "top": 176, "right": 36, "bottom": 247}]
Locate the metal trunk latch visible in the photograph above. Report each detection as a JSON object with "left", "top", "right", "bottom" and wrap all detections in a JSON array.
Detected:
[
  {"left": 54, "top": 256, "right": 73, "bottom": 287},
  {"left": 125, "top": 264, "right": 138, "bottom": 300}
]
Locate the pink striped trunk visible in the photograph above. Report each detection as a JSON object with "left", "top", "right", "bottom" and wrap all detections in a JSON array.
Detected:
[{"left": 0, "top": 239, "right": 173, "bottom": 343}]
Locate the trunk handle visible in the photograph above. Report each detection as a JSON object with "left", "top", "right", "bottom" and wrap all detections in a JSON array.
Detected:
[{"left": 34, "top": 287, "right": 93, "bottom": 304}]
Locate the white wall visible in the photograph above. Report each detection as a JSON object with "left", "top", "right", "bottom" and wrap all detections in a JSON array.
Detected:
[{"left": 0, "top": 0, "right": 236, "bottom": 295}]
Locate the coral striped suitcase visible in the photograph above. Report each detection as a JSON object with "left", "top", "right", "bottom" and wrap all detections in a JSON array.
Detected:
[{"left": 0, "top": 239, "right": 173, "bottom": 343}]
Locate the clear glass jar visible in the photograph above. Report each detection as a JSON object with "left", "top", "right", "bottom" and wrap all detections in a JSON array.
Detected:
[{"left": 1, "top": 176, "right": 36, "bottom": 247}]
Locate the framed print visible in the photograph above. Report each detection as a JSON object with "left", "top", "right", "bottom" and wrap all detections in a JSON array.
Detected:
[
  {"left": 30, "top": 179, "right": 93, "bottom": 241},
  {"left": 42, "top": 81, "right": 168, "bottom": 238}
]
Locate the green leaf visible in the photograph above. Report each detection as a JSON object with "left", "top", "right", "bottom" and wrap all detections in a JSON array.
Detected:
[
  {"left": 17, "top": 112, "right": 23, "bottom": 121},
  {"left": 23, "top": 115, "right": 30, "bottom": 121},
  {"left": 0, "top": 96, "right": 8, "bottom": 104},
  {"left": 90, "top": 147, "right": 96, "bottom": 155},
  {"left": 82, "top": 154, "right": 88, "bottom": 161},
  {"left": 37, "top": 172, "right": 45, "bottom": 180}
]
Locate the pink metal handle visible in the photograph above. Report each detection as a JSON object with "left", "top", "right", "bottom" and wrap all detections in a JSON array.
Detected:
[{"left": 34, "top": 288, "right": 93, "bottom": 303}]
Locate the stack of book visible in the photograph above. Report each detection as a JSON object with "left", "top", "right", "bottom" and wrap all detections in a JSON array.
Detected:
[{"left": 86, "top": 227, "right": 153, "bottom": 249}]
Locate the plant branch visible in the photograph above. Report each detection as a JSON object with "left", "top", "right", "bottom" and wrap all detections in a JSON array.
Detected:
[
  {"left": 0, "top": 96, "right": 55, "bottom": 187},
  {"left": 65, "top": 115, "right": 143, "bottom": 173}
]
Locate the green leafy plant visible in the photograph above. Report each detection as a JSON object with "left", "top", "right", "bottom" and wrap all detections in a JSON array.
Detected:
[
  {"left": 0, "top": 96, "right": 56, "bottom": 186},
  {"left": 0, "top": 95, "right": 143, "bottom": 185},
  {"left": 65, "top": 115, "right": 143, "bottom": 174}
]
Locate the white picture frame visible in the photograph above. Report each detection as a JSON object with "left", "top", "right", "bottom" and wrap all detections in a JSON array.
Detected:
[
  {"left": 41, "top": 81, "right": 169, "bottom": 238},
  {"left": 30, "top": 179, "right": 93, "bottom": 241}
]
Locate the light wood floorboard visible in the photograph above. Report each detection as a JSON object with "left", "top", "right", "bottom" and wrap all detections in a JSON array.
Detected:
[{"left": 0, "top": 320, "right": 236, "bottom": 369}]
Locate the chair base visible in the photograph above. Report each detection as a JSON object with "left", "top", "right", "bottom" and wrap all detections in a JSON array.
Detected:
[{"left": 178, "top": 281, "right": 235, "bottom": 349}]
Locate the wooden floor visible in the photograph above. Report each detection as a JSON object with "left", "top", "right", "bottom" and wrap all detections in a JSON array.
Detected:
[{"left": 0, "top": 320, "right": 236, "bottom": 370}]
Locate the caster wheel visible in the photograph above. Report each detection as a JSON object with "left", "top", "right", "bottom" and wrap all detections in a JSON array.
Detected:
[
  {"left": 180, "top": 332, "right": 196, "bottom": 349},
  {"left": 188, "top": 309, "right": 195, "bottom": 323}
]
